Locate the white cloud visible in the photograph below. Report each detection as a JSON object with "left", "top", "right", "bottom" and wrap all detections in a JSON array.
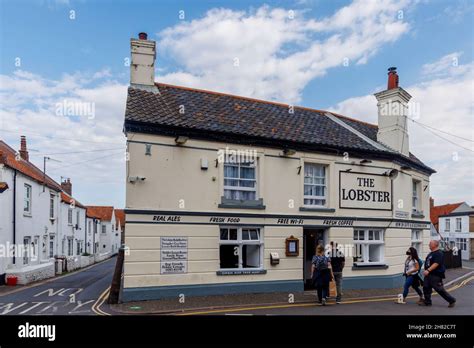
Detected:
[
  {"left": 330, "top": 56, "right": 474, "bottom": 205},
  {"left": 156, "top": 0, "right": 412, "bottom": 103},
  {"left": 0, "top": 69, "right": 128, "bottom": 207}
]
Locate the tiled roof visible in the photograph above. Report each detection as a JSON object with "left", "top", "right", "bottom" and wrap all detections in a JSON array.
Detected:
[
  {"left": 0, "top": 140, "right": 62, "bottom": 191},
  {"left": 430, "top": 203, "right": 463, "bottom": 231},
  {"left": 61, "top": 191, "right": 85, "bottom": 209},
  {"left": 114, "top": 209, "right": 125, "bottom": 229},
  {"left": 124, "top": 83, "right": 435, "bottom": 174},
  {"left": 86, "top": 206, "right": 114, "bottom": 221}
]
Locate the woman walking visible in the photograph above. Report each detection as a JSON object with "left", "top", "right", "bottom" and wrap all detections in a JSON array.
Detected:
[
  {"left": 312, "top": 244, "right": 332, "bottom": 305},
  {"left": 397, "top": 247, "right": 424, "bottom": 304}
]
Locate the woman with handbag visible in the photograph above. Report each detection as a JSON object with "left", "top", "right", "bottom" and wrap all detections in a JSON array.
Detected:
[
  {"left": 396, "top": 247, "right": 424, "bottom": 304},
  {"left": 311, "top": 244, "right": 332, "bottom": 306}
]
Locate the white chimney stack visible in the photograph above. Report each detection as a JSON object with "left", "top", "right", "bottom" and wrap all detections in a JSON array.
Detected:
[
  {"left": 374, "top": 67, "right": 411, "bottom": 156},
  {"left": 130, "top": 32, "right": 156, "bottom": 86}
]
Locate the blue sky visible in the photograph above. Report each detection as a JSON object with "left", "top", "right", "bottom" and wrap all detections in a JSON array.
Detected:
[{"left": 0, "top": 0, "right": 473, "bottom": 207}]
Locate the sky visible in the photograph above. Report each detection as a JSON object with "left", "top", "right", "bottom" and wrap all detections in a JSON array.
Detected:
[{"left": 0, "top": 0, "right": 473, "bottom": 208}]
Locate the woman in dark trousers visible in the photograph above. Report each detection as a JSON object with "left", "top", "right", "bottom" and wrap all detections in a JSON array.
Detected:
[
  {"left": 311, "top": 244, "right": 332, "bottom": 306},
  {"left": 396, "top": 247, "right": 424, "bottom": 304}
]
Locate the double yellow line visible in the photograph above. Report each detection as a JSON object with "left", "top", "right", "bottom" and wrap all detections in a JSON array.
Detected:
[
  {"left": 176, "top": 276, "right": 473, "bottom": 316},
  {"left": 92, "top": 286, "right": 111, "bottom": 316}
]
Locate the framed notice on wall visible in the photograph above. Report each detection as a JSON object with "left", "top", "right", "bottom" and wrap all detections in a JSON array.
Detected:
[
  {"left": 285, "top": 236, "right": 299, "bottom": 257},
  {"left": 160, "top": 237, "right": 188, "bottom": 274}
]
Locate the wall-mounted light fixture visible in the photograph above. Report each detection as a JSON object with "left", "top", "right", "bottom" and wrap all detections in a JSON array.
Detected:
[
  {"left": 128, "top": 176, "right": 146, "bottom": 183},
  {"left": 145, "top": 144, "right": 152, "bottom": 156},
  {"left": 282, "top": 148, "right": 296, "bottom": 156},
  {"left": 175, "top": 136, "right": 189, "bottom": 145}
]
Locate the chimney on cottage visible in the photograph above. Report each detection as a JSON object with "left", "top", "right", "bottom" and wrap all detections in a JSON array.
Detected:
[
  {"left": 130, "top": 32, "right": 156, "bottom": 86},
  {"left": 61, "top": 178, "right": 72, "bottom": 195},
  {"left": 374, "top": 67, "right": 411, "bottom": 156},
  {"left": 19, "top": 135, "right": 29, "bottom": 161}
]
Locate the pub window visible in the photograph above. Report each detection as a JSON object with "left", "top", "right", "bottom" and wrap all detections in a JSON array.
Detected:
[
  {"left": 303, "top": 163, "right": 327, "bottom": 206},
  {"left": 353, "top": 229, "right": 384, "bottom": 265},
  {"left": 455, "top": 218, "right": 462, "bottom": 232},
  {"left": 223, "top": 160, "right": 257, "bottom": 201},
  {"left": 219, "top": 227, "right": 263, "bottom": 269},
  {"left": 445, "top": 219, "right": 450, "bottom": 232},
  {"left": 49, "top": 193, "right": 55, "bottom": 219},
  {"left": 24, "top": 184, "right": 32, "bottom": 214},
  {"left": 67, "top": 238, "right": 73, "bottom": 256},
  {"left": 412, "top": 180, "right": 420, "bottom": 212},
  {"left": 411, "top": 230, "right": 422, "bottom": 254}
]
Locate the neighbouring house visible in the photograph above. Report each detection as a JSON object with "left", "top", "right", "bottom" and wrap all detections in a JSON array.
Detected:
[
  {"left": 114, "top": 209, "right": 125, "bottom": 245},
  {"left": 122, "top": 33, "right": 435, "bottom": 302},
  {"left": 0, "top": 137, "right": 60, "bottom": 285},
  {"left": 430, "top": 199, "right": 463, "bottom": 233},
  {"left": 85, "top": 206, "right": 118, "bottom": 260},
  {"left": 438, "top": 203, "right": 474, "bottom": 260},
  {"left": 59, "top": 179, "right": 88, "bottom": 271}
]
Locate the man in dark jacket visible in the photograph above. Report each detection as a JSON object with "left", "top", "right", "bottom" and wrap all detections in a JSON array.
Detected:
[
  {"left": 329, "top": 241, "right": 345, "bottom": 304},
  {"left": 419, "top": 240, "right": 456, "bottom": 307}
]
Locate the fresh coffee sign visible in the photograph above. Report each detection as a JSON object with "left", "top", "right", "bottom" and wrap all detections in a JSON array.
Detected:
[{"left": 339, "top": 171, "right": 392, "bottom": 210}]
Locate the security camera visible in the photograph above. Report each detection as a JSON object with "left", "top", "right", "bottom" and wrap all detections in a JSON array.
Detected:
[{"left": 128, "top": 176, "right": 146, "bottom": 183}]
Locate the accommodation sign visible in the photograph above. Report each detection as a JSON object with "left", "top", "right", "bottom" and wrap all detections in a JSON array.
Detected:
[
  {"left": 340, "top": 171, "right": 392, "bottom": 210},
  {"left": 160, "top": 237, "right": 188, "bottom": 274}
]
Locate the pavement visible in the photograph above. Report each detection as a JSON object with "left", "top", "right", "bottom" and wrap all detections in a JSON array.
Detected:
[
  {"left": 0, "top": 257, "right": 116, "bottom": 315},
  {"left": 109, "top": 267, "right": 474, "bottom": 316}
]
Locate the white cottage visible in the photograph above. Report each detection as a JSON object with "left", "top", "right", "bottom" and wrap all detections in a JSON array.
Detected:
[{"left": 0, "top": 137, "right": 59, "bottom": 284}]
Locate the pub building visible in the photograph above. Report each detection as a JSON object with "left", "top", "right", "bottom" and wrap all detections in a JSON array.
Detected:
[{"left": 122, "top": 33, "right": 434, "bottom": 302}]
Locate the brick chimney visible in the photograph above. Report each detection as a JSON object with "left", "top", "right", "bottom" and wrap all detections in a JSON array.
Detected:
[
  {"left": 61, "top": 178, "right": 72, "bottom": 195},
  {"left": 19, "top": 136, "right": 29, "bottom": 161},
  {"left": 130, "top": 32, "right": 156, "bottom": 86},
  {"left": 374, "top": 67, "right": 411, "bottom": 156}
]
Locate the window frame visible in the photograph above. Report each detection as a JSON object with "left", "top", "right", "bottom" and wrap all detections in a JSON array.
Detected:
[
  {"left": 67, "top": 208, "right": 73, "bottom": 225},
  {"left": 412, "top": 180, "right": 420, "bottom": 212},
  {"left": 455, "top": 218, "right": 462, "bottom": 232},
  {"left": 303, "top": 162, "right": 327, "bottom": 207},
  {"left": 445, "top": 219, "right": 450, "bottom": 232},
  {"left": 411, "top": 229, "right": 423, "bottom": 254},
  {"left": 24, "top": 184, "right": 32, "bottom": 214},
  {"left": 456, "top": 238, "right": 467, "bottom": 251},
  {"left": 101, "top": 225, "right": 106, "bottom": 234},
  {"left": 223, "top": 159, "right": 258, "bottom": 201},
  {"left": 219, "top": 226, "right": 264, "bottom": 271},
  {"left": 353, "top": 229, "right": 385, "bottom": 266},
  {"left": 23, "top": 237, "right": 31, "bottom": 265},
  {"left": 49, "top": 193, "right": 55, "bottom": 219}
]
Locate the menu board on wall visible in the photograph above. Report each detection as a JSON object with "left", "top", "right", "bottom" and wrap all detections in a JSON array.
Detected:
[{"left": 160, "top": 237, "right": 188, "bottom": 274}]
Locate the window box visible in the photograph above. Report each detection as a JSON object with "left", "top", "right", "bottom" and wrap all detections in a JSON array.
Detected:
[{"left": 299, "top": 207, "right": 335, "bottom": 213}]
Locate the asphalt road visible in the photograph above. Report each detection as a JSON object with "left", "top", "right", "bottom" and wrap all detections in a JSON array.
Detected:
[
  {"left": 0, "top": 257, "right": 116, "bottom": 315},
  {"left": 179, "top": 276, "right": 474, "bottom": 316}
]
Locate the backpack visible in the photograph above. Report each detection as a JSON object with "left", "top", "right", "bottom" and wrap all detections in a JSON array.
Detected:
[{"left": 315, "top": 256, "right": 329, "bottom": 271}]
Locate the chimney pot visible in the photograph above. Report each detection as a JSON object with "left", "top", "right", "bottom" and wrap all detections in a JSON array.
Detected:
[
  {"left": 19, "top": 135, "right": 29, "bottom": 161},
  {"left": 387, "top": 66, "right": 399, "bottom": 90},
  {"left": 61, "top": 178, "right": 72, "bottom": 196},
  {"left": 138, "top": 32, "right": 148, "bottom": 40}
]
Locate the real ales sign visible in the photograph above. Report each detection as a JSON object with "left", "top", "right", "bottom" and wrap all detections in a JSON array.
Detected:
[{"left": 339, "top": 171, "right": 392, "bottom": 210}]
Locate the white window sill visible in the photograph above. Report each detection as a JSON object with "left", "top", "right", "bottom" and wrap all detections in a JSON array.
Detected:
[
  {"left": 216, "top": 268, "right": 267, "bottom": 275},
  {"left": 23, "top": 212, "right": 32, "bottom": 217}
]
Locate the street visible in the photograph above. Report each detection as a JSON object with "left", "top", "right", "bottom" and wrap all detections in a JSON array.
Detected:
[
  {"left": 0, "top": 257, "right": 116, "bottom": 315},
  {"left": 177, "top": 275, "right": 474, "bottom": 316}
]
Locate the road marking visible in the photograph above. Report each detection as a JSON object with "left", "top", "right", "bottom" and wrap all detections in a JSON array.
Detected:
[
  {"left": 92, "top": 287, "right": 111, "bottom": 316},
  {"left": 0, "top": 302, "right": 28, "bottom": 315},
  {"left": 18, "top": 301, "right": 48, "bottom": 315},
  {"left": 176, "top": 277, "right": 473, "bottom": 316},
  {"left": 68, "top": 299, "right": 95, "bottom": 314}
]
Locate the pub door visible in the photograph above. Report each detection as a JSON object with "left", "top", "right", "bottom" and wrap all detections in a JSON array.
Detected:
[{"left": 303, "top": 228, "right": 326, "bottom": 290}]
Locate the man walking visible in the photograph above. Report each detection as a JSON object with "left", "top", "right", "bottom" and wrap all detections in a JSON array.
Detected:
[
  {"left": 419, "top": 240, "right": 456, "bottom": 307},
  {"left": 329, "top": 241, "right": 345, "bottom": 304}
]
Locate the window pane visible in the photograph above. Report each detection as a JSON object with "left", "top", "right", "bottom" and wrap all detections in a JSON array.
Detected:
[
  {"left": 242, "top": 230, "right": 250, "bottom": 240},
  {"left": 368, "top": 244, "right": 381, "bottom": 262},
  {"left": 249, "top": 230, "right": 259, "bottom": 240},
  {"left": 242, "top": 245, "right": 260, "bottom": 268},
  {"left": 219, "top": 245, "right": 239, "bottom": 269},
  {"left": 229, "top": 229, "right": 238, "bottom": 240},
  {"left": 220, "top": 229, "right": 229, "bottom": 240},
  {"left": 239, "top": 180, "right": 255, "bottom": 188},
  {"left": 240, "top": 167, "right": 255, "bottom": 179}
]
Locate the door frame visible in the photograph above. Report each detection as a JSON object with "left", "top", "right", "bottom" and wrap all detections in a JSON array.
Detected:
[{"left": 303, "top": 228, "right": 328, "bottom": 290}]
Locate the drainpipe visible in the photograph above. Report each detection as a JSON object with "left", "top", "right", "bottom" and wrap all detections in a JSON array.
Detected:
[{"left": 12, "top": 170, "right": 17, "bottom": 264}]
